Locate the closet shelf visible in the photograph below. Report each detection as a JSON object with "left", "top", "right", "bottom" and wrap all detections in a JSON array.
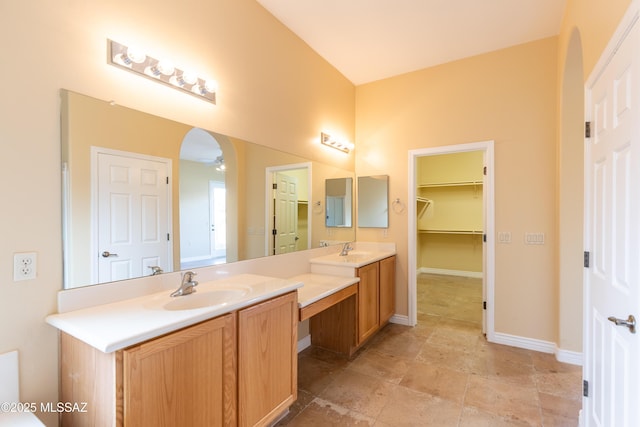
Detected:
[
  {"left": 418, "top": 181, "right": 482, "bottom": 188},
  {"left": 418, "top": 229, "right": 483, "bottom": 235}
]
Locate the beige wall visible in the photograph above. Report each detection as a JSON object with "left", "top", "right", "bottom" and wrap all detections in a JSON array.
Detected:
[
  {"left": 356, "top": 0, "right": 635, "bottom": 352},
  {"left": 356, "top": 37, "right": 559, "bottom": 341},
  {"left": 0, "top": 1, "right": 353, "bottom": 425}
]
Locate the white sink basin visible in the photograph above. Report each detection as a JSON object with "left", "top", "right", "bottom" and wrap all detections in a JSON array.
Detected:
[
  {"left": 163, "top": 288, "right": 249, "bottom": 311},
  {"left": 310, "top": 250, "right": 393, "bottom": 267}
]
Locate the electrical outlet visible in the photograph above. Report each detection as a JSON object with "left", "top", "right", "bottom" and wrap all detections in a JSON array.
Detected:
[{"left": 13, "top": 252, "right": 37, "bottom": 281}]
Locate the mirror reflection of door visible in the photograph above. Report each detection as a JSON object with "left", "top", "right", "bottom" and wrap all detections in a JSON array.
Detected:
[
  {"left": 266, "top": 164, "right": 310, "bottom": 256},
  {"left": 94, "top": 148, "right": 172, "bottom": 283},
  {"left": 179, "top": 128, "right": 227, "bottom": 269},
  {"left": 273, "top": 172, "right": 299, "bottom": 255}
]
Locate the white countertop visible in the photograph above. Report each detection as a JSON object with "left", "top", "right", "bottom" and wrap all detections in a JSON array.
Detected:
[
  {"left": 309, "top": 248, "right": 396, "bottom": 268},
  {"left": 291, "top": 274, "right": 360, "bottom": 308},
  {"left": 46, "top": 274, "right": 302, "bottom": 353}
]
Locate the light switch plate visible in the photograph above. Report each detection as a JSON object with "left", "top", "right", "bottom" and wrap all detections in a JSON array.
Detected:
[{"left": 525, "top": 232, "right": 545, "bottom": 245}]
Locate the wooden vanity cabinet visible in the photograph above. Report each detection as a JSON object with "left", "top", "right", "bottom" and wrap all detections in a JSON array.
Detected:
[
  {"left": 379, "top": 255, "right": 396, "bottom": 325},
  {"left": 238, "top": 291, "right": 298, "bottom": 427},
  {"left": 60, "top": 291, "right": 298, "bottom": 427},
  {"left": 356, "top": 261, "right": 380, "bottom": 344},
  {"left": 123, "top": 313, "right": 237, "bottom": 426},
  {"left": 60, "top": 313, "right": 236, "bottom": 427},
  {"left": 356, "top": 255, "right": 396, "bottom": 346}
]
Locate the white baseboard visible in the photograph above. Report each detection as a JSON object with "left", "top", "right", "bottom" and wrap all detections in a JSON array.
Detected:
[
  {"left": 419, "top": 267, "right": 483, "bottom": 279},
  {"left": 297, "top": 334, "right": 311, "bottom": 353},
  {"left": 491, "top": 332, "right": 556, "bottom": 353},
  {"left": 555, "top": 347, "right": 583, "bottom": 366},
  {"left": 389, "top": 314, "right": 411, "bottom": 326},
  {"left": 491, "top": 332, "right": 583, "bottom": 366}
]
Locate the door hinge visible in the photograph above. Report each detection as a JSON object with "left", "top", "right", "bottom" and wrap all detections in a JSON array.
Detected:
[
  {"left": 272, "top": 229, "right": 277, "bottom": 236},
  {"left": 272, "top": 183, "right": 277, "bottom": 190},
  {"left": 585, "top": 121, "right": 591, "bottom": 138},
  {"left": 584, "top": 251, "right": 590, "bottom": 268},
  {"left": 483, "top": 234, "right": 487, "bottom": 242},
  {"left": 167, "top": 233, "right": 170, "bottom": 241},
  {"left": 483, "top": 166, "right": 487, "bottom": 176},
  {"left": 483, "top": 301, "right": 487, "bottom": 310},
  {"left": 166, "top": 176, "right": 169, "bottom": 184},
  {"left": 583, "top": 380, "right": 589, "bottom": 397}
]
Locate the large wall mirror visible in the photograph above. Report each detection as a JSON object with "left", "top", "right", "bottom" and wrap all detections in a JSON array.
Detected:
[
  {"left": 357, "top": 175, "right": 389, "bottom": 228},
  {"left": 61, "top": 90, "right": 355, "bottom": 288}
]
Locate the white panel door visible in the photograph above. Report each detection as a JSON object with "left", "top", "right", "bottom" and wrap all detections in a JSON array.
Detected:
[
  {"left": 584, "top": 14, "right": 640, "bottom": 427},
  {"left": 273, "top": 172, "right": 298, "bottom": 255},
  {"left": 96, "top": 151, "right": 171, "bottom": 283}
]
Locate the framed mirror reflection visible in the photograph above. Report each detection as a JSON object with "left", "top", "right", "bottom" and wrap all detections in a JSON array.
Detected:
[
  {"left": 325, "top": 177, "right": 353, "bottom": 228},
  {"left": 61, "top": 90, "right": 355, "bottom": 289}
]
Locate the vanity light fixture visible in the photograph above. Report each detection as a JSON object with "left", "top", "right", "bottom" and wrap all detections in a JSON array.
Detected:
[
  {"left": 107, "top": 39, "right": 217, "bottom": 104},
  {"left": 320, "top": 132, "right": 354, "bottom": 153}
]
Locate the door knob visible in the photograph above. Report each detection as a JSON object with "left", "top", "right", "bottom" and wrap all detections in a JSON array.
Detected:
[
  {"left": 607, "top": 315, "right": 636, "bottom": 334},
  {"left": 101, "top": 251, "right": 118, "bottom": 258}
]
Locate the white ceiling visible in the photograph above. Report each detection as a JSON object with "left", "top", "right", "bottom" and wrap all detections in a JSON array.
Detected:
[{"left": 256, "top": 0, "right": 567, "bottom": 85}]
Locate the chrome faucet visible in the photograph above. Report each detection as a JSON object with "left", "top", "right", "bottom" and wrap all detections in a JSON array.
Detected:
[
  {"left": 339, "top": 242, "right": 354, "bottom": 256},
  {"left": 170, "top": 271, "right": 198, "bottom": 297},
  {"left": 148, "top": 265, "right": 163, "bottom": 275}
]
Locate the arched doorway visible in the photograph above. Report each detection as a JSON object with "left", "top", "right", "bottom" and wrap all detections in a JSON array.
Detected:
[
  {"left": 557, "top": 28, "right": 584, "bottom": 362},
  {"left": 179, "top": 128, "right": 227, "bottom": 268}
]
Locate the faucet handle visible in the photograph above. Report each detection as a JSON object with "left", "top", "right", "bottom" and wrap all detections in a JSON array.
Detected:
[
  {"left": 182, "top": 271, "right": 197, "bottom": 282},
  {"left": 148, "top": 266, "right": 163, "bottom": 275}
]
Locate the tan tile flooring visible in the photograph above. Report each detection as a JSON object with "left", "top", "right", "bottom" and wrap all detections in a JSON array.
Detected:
[{"left": 277, "top": 273, "right": 582, "bottom": 426}]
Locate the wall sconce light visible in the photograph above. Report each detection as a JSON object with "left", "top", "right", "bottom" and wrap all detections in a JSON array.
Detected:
[
  {"left": 320, "top": 132, "right": 354, "bottom": 153},
  {"left": 107, "top": 39, "right": 218, "bottom": 104}
]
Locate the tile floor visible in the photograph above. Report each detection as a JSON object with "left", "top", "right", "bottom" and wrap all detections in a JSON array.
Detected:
[{"left": 277, "top": 273, "right": 583, "bottom": 426}]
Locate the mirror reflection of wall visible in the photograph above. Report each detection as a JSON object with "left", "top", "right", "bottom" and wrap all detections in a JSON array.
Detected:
[
  {"left": 357, "top": 175, "right": 389, "bottom": 228},
  {"left": 325, "top": 177, "right": 353, "bottom": 227}
]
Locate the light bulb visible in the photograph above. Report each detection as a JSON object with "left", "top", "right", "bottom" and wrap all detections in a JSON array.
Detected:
[
  {"left": 126, "top": 46, "right": 146, "bottom": 64},
  {"left": 156, "top": 59, "right": 175, "bottom": 76},
  {"left": 204, "top": 79, "right": 218, "bottom": 93},
  {"left": 181, "top": 71, "right": 198, "bottom": 85}
]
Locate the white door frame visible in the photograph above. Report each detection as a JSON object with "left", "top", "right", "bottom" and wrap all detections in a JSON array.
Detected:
[
  {"left": 408, "top": 141, "right": 495, "bottom": 341},
  {"left": 90, "top": 146, "right": 173, "bottom": 283},
  {"left": 209, "top": 180, "right": 226, "bottom": 259},
  {"left": 264, "top": 162, "right": 312, "bottom": 256}
]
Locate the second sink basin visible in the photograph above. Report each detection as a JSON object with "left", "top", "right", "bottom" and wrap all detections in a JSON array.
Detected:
[
  {"left": 163, "top": 288, "right": 249, "bottom": 311},
  {"left": 309, "top": 250, "right": 394, "bottom": 268}
]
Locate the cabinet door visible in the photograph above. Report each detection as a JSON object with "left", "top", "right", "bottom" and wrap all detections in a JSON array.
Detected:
[
  {"left": 379, "top": 256, "right": 396, "bottom": 325},
  {"left": 123, "top": 314, "right": 237, "bottom": 427},
  {"left": 238, "top": 292, "right": 297, "bottom": 427},
  {"left": 357, "top": 262, "right": 379, "bottom": 344}
]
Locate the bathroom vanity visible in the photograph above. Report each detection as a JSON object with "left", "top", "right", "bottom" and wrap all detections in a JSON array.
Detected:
[
  {"left": 46, "top": 243, "right": 397, "bottom": 426},
  {"left": 302, "top": 249, "right": 396, "bottom": 356},
  {"left": 47, "top": 274, "right": 301, "bottom": 427}
]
